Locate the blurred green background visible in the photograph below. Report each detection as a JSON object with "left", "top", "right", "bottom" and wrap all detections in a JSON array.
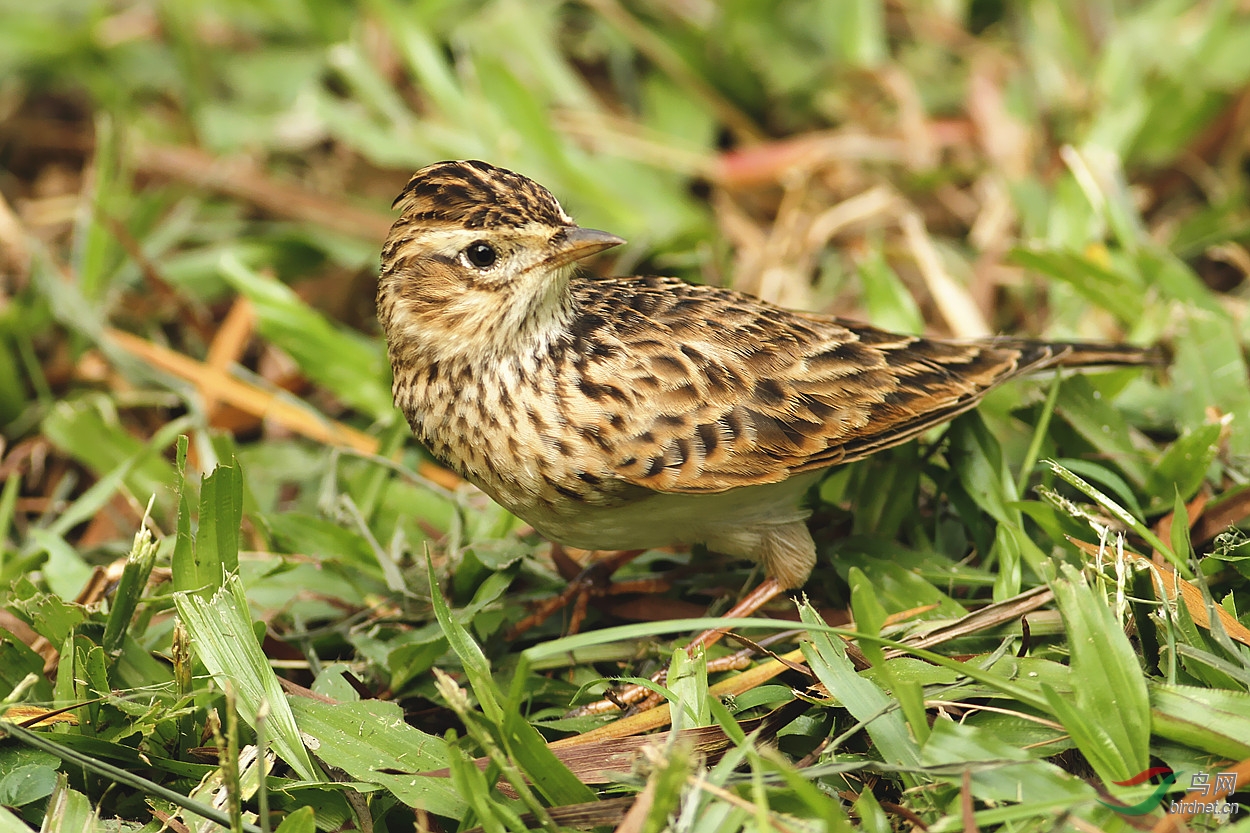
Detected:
[{"left": 3, "top": 1, "right": 1250, "bottom": 831}]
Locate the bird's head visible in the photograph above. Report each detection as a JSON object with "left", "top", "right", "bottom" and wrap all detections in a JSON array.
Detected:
[{"left": 378, "top": 160, "right": 623, "bottom": 367}]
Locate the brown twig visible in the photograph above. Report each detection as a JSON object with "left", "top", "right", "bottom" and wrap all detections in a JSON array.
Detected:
[
  {"left": 133, "top": 143, "right": 394, "bottom": 241},
  {"left": 104, "top": 328, "right": 461, "bottom": 490}
]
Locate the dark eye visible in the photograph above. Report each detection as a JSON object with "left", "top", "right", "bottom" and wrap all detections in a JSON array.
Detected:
[{"left": 464, "top": 242, "right": 497, "bottom": 269}]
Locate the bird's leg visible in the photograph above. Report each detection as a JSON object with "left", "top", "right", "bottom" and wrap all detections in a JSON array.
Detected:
[
  {"left": 686, "top": 577, "right": 786, "bottom": 651},
  {"left": 626, "top": 577, "right": 789, "bottom": 712},
  {"left": 506, "top": 546, "right": 652, "bottom": 639}
]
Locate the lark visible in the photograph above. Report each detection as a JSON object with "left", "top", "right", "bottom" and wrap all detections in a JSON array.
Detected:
[{"left": 378, "top": 160, "right": 1154, "bottom": 618}]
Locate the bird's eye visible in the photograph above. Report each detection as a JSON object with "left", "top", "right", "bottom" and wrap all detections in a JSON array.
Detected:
[{"left": 463, "top": 242, "right": 497, "bottom": 269}]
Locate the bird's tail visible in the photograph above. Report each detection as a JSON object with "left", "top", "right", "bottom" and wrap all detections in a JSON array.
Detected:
[{"left": 1000, "top": 339, "right": 1166, "bottom": 373}]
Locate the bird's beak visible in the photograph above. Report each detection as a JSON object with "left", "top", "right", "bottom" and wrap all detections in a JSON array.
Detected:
[{"left": 545, "top": 226, "right": 625, "bottom": 269}]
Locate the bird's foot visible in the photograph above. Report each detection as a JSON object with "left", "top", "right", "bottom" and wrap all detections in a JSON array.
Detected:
[{"left": 505, "top": 546, "right": 656, "bottom": 639}]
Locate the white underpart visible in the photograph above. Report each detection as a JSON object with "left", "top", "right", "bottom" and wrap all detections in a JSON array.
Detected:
[{"left": 523, "top": 470, "right": 823, "bottom": 588}]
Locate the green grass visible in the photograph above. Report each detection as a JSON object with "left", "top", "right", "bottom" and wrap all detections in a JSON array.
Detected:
[{"left": 3, "top": 0, "right": 1250, "bottom": 830}]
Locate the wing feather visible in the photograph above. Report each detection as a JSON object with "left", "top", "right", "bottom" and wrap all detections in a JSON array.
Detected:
[{"left": 560, "top": 276, "right": 1089, "bottom": 494}]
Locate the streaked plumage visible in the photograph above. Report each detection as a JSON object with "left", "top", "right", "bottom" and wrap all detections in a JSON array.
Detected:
[{"left": 378, "top": 160, "right": 1154, "bottom": 589}]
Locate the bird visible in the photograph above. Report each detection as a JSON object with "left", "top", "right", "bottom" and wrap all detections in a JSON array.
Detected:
[{"left": 377, "top": 159, "right": 1156, "bottom": 630}]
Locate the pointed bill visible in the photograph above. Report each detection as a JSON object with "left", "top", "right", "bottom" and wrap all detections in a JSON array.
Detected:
[{"left": 544, "top": 226, "right": 625, "bottom": 269}]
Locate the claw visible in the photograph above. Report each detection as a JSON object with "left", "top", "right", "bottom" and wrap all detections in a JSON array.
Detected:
[{"left": 505, "top": 546, "right": 649, "bottom": 639}]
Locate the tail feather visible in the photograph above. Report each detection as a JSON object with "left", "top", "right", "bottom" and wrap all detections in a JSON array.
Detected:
[{"left": 1002, "top": 339, "right": 1165, "bottom": 373}]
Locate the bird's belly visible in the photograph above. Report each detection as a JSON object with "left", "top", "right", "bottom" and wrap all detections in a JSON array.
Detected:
[{"left": 525, "top": 471, "right": 823, "bottom": 555}]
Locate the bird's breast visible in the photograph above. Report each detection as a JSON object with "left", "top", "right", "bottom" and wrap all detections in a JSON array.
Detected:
[{"left": 393, "top": 350, "right": 637, "bottom": 522}]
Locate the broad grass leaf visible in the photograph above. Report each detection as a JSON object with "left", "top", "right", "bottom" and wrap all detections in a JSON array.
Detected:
[
  {"left": 1138, "top": 248, "right": 1222, "bottom": 308},
  {"left": 0, "top": 764, "right": 57, "bottom": 809},
  {"left": 947, "top": 413, "right": 1018, "bottom": 526},
  {"left": 1172, "top": 305, "right": 1250, "bottom": 457},
  {"left": 990, "top": 522, "right": 1023, "bottom": 599},
  {"left": 426, "top": 556, "right": 500, "bottom": 720},
  {"left": 848, "top": 567, "right": 886, "bottom": 667},
  {"left": 40, "top": 397, "right": 181, "bottom": 519},
  {"left": 218, "top": 254, "right": 394, "bottom": 421},
  {"left": 1149, "top": 684, "right": 1250, "bottom": 759},
  {"left": 174, "top": 575, "right": 319, "bottom": 781},
  {"left": 1147, "top": 422, "right": 1222, "bottom": 502},
  {"left": 196, "top": 460, "right": 242, "bottom": 579},
  {"left": 22, "top": 532, "right": 87, "bottom": 603},
  {"left": 921, "top": 719, "right": 1091, "bottom": 806},
  {"left": 853, "top": 786, "right": 891, "bottom": 833},
  {"left": 261, "top": 512, "right": 379, "bottom": 572},
  {"left": 1048, "top": 564, "right": 1149, "bottom": 782},
  {"left": 39, "top": 777, "right": 95, "bottom": 833},
  {"left": 427, "top": 558, "right": 596, "bottom": 806},
  {"left": 0, "top": 807, "right": 31, "bottom": 833},
  {"left": 286, "top": 697, "right": 465, "bottom": 819},
  {"left": 6, "top": 582, "right": 85, "bottom": 647},
  {"left": 798, "top": 600, "right": 922, "bottom": 775},
  {"left": 667, "top": 646, "right": 710, "bottom": 731},
  {"left": 0, "top": 632, "right": 49, "bottom": 699},
  {"left": 847, "top": 448, "right": 920, "bottom": 538},
  {"left": 1009, "top": 247, "right": 1144, "bottom": 325},
  {"left": 1052, "top": 457, "right": 1143, "bottom": 518},
  {"left": 1169, "top": 490, "right": 1194, "bottom": 564},
  {"left": 272, "top": 806, "right": 316, "bottom": 833},
  {"left": 1042, "top": 685, "right": 1132, "bottom": 785},
  {"left": 1054, "top": 375, "right": 1148, "bottom": 488},
  {"left": 856, "top": 244, "right": 924, "bottom": 334},
  {"left": 172, "top": 459, "right": 241, "bottom": 597}
]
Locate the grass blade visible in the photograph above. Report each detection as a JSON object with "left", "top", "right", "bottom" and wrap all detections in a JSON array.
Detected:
[{"left": 174, "top": 575, "right": 320, "bottom": 781}]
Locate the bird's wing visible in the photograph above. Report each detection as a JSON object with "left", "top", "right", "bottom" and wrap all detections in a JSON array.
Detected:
[{"left": 563, "top": 276, "right": 1051, "bottom": 495}]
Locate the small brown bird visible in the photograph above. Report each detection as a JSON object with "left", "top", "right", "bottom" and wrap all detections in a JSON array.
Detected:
[{"left": 378, "top": 160, "right": 1153, "bottom": 608}]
